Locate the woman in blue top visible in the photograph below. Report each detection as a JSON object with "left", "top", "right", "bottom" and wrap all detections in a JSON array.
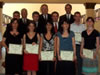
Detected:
[{"left": 56, "top": 20, "right": 77, "bottom": 75}]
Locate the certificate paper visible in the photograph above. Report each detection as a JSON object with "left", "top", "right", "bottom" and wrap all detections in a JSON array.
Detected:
[
  {"left": 41, "top": 51, "right": 54, "bottom": 61},
  {"left": 26, "top": 44, "right": 39, "bottom": 54},
  {"left": 75, "top": 32, "right": 81, "bottom": 42},
  {"left": 83, "top": 48, "right": 93, "bottom": 59},
  {"left": 61, "top": 51, "right": 73, "bottom": 61},
  {"left": 9, "top": 44, "right": 22, "bottom": 55}
]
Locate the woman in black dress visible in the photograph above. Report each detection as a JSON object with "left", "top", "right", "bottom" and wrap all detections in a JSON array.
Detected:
[
  {"left": 2, "top": 18, "right": 23, "bottom": 75},
  {"left": 39, "top": 21, "right": 56, "bottom": 75}
]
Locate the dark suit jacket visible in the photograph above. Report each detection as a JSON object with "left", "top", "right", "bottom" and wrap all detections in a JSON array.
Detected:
[
  {"left": 32, "top": 20, "right": 41, "bottom": 34},
  {"left": 39, "top": 14, "right": 52, "bottom": 33},
  {"left": 59, "top": 14, "right": 74, "bottom": 30},
  {"left": 19, "top": 18, "right": 30, "bottom": 34}
]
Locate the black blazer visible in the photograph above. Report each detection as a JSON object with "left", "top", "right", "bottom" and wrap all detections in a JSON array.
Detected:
[
  {"left": 59, "top": 14, "right": 74, "bottom": 30},
  {"left": 19, "top": 18, "right": 30, "bottom": 34},
  {"left": 39, "top": 14, "right": 52, "bottom": 33}
]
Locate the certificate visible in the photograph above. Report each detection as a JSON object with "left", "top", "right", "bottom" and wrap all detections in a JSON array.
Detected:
[
  {"left": 26, "top": 44, "right": 39, "bottom": 54},
  {"left": 61, "top": 51, "right": 73, "bottom": 61},
  {"left": 9, "top": 44, "right": 22, "bottom": 55},
  {"left": 83, "top": 48, "right": 93, "bottom": 59},
  {"left": 75, "top": 32, "right": 81, "bottom": 42},
  {"left": 41, "top": 51, "right": 54, "bottom": 61}
]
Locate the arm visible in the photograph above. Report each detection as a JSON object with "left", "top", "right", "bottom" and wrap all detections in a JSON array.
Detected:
[
  {"left": 39, "top": 36, "right": 43, "bottom": 60},
  {"left": 72, "top": 37, "right": 77, "bottom": 61},
  {"left": 53, "top": 36, "right": 57, "bottom": 61},
  {"left": 2, "top": 37, "right": 8, "bottom": 52},
  {"left": 80, "top": 38, "right": 84, "bottom": 58},
  {"left": 56, "top": 36, "right": 61, "bottom": 61},
  {"left": 96, "top": 37, "right": 99, "bottom": 54}
]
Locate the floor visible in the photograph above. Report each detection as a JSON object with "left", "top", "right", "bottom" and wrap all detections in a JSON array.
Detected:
[{"left": 0, "top": 47, "right": 5, "bottom": 75}]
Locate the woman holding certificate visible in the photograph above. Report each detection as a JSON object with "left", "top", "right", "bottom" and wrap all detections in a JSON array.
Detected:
[
  {"left": 23, "top": 21, "right": 40, "bottom": 75},
  {"left": 39, "top": 21, "right": 56, "bottom": 75},
  {"left": 2, "top": 18, "right": 23, "bottom": 75},
  {"left": 56, "top": 20, "right": 76, "bottom": 75},
  {"left": 80, "top": 17, "right": 99, "bottom": 75}
]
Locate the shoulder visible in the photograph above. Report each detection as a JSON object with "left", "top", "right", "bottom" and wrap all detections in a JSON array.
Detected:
[
  {"left": 93, "top": 29, "right": 99, "bottom": 36},
  {"left": 60, "top": 14, "right": 66, "bottom": 18}
]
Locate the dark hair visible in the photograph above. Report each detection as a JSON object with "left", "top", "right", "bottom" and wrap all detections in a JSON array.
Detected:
[
  {"left": 60, "top": 20, "right": 70, "bottom": 34},
  {"left": 65, "top": 4, "right": 72, "bottom": 9},
  {"left": 86, "top": 17, "right": 95, "bottom": 23},
  {"left": 32, "top": 11, "right": 40, "bottom": 17},
  {"left": 13, "top": 11, "right": 20, "bottom": 16},
  {"left": 10, "top": 18, "right": 20, "bottom": 31},
  {"left": 27, "top": 21, "right": 36, "bottom": 32},
  {"left": 51, "top": 11, "right": 59, "bottom": 17},
  {"left": 44, "top": 21, "right": 55, "bottom": 34},
  {"left": 40, "top": 4, "right": 48, "bottom": 11},
  {"left": 74, "top": 11, "right": 81, "bottom": 16}
]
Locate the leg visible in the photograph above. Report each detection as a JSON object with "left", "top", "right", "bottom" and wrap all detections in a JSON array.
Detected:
[
  {"left": 32, "top": 71, "right": 36, "bottom": 75},
  {"left": 76, "top": 45, "right": 82, "bottom": 75},
  {"left": 27, "top": 71, "right": 31, "bottom": 75}
]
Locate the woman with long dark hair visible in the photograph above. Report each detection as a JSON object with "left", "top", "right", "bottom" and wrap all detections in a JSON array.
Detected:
[
  {"left": 39, "top": 21, "right": 56, "bottom": 75},
  {"left": 2, "top": 18, "right": 23, "bottom": 75},
  {"left": 56, "top": 20, "right": 76, "bottom": 75}
]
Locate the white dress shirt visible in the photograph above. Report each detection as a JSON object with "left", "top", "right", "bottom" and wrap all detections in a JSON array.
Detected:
[{"left": 53, "top": 22, "right": 59, "bottom": 30}]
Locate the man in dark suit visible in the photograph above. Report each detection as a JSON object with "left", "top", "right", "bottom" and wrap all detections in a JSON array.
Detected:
[
  {"left": 59, "top": 4, "right": 74, "bottom": 30},
  {"left": 19, "top": 8, "right": 30, "bottom": 34},
  {"left": 6, "top": 11, "right": 20, "bottom": 32},
  {"left": 39, "top": 4, "right": 52, "bottom": 33},
  {"left": 51, "top": 11, "right": 59, "bottom": 33},
  {"left": 32, "top": 11, "right": 41, "bottom": 33}
]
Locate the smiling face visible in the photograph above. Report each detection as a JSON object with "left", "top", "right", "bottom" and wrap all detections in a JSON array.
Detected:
[
  {"left": 46, "top": 22, "right": 53, "bottom": 32},
  {"left": 28, "top": 23, "right": 35, "bottom": 32},
  {"left": 74, "top": 13, "right": 81, "bottom": 22},
  {"left": 65, "top": 5, "right": 72, "bottom": 14},
  {"left": 62, "top": 21, "right": 69, "bottom": 30},
  {"left": 12, "top": 20, "right": 19, "bottom": 29},
  {"left": 52, "top": 13, "right": 59, "bottom": 22},
  {"left": 13, "top": 13, "right": 20, "bottom": 20},
  {"left": 41, "top": 5, "right": 48, "bottom": 14},
  {"left": 86, "top": 19, "right": 94, "bottom": 28},
  {"left": 21, "top": 9, "right": 28, "bottom": 18},
  {"left": 32, "top": 14, "right": 39, "bottom": 22}
]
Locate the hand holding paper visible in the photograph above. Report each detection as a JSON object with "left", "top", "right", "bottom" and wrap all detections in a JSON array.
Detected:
[
  {"left": 9, "top": 44, "right": 22, "bottom": 55},
  {"left": 26, "top": 44, "right": 39, "bottom": 54}
]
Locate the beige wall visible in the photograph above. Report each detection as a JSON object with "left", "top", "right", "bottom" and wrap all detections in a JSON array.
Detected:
[{"left": 3, "top": 3, "right": 86, "bottom": 20}]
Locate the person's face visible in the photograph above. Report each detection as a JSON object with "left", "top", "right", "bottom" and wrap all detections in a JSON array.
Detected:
[
  {"left": 86, "top": 19, "right": 94, "bottom": 28},
  {"left": 13, "top": 13, "right": 20, "bottom": 20},
  {"left": 41, "top": 6, "right": 48, "bottom": 14},
  {"left": 46, "top": 23, "right": 52, "bottom": 31},
  {"left": 12, "top": 20, "right": 18, "bottom": 29},
  {"left": 52, "top": 13, "right": 59, "bottom": 22},
  {"left": 21, "top": 9, "right": 27, "bottom": 18},
  {"left": 32, "top": 14, "right": 39, "bottom": 22},
  {"left": 74, "top": 14, "right": 81, "bottom": 22},
  {"left": 28, "top": 23, "right": 35, "bottom": 32},
  {"left": 62, "top": 22, "right": 69, "bottom": 30},
  {"left": 65, "top": 5, "right": 72, "bottom": 14}
]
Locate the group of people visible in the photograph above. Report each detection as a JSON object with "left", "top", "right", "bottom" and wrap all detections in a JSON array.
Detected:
[{"left": 0, "top": 3, "right": 99, "bottom": 75}]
